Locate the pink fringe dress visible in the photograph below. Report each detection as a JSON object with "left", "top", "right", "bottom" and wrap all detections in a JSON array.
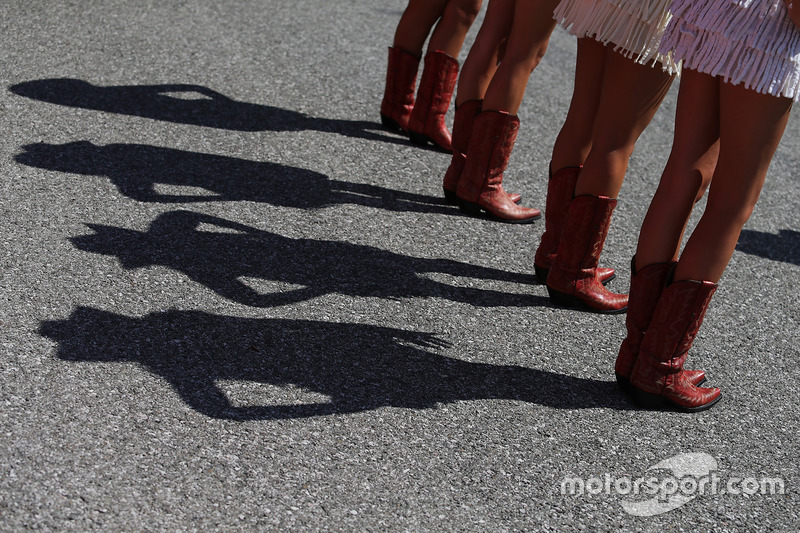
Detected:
[
  {"left": 553, "top": 0, "right": 678, "bottom": 71},
  {"left": 659, "top": 0, "right": 800, "bottom": 100}
]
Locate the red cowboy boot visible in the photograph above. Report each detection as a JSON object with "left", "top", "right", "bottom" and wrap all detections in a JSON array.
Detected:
[
  {"left": 629, "top": 277, "right": 721, "bottom": 412},
  {"left": 407, "top": 50, "right": 459, "bottom": 152},
  {"left": 455, "top": 111, "right": 541, "bottom": 223},
  {"left": 533, "top": 165, "right": 615, "bottom": 285},
  {"left": 442, "top": 99, "right": 521, "bottom": 205},
  {"left": 380, "top": 47, "right": 419, "bottom": 133},
  {"left": 615, "top": 258, "right": 705, "bottom": 390},
  {"left": 545, "top": 195, "right": 628, "bottom": 313}
]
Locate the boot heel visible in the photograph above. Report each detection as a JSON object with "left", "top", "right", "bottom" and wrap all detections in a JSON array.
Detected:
[
  {"left": 457, "top": 198, "right": 482, "bottom": 215},
  {"left": 546, "top": 286, "right": 580, "bottom": 308},
  {"left": 381, "top": 114, "right": 402, "bottom": 132},
  {"left": 633, "top": 388, "right": 666, "bottom": 409},
  {"left": 534, "top": 264, "right": 549, "bottom": 285},
  {"left": 443, "top": 187, "right": 458, "bottom": 205},
  {"left": 547, "top": 286, "right": 627, "bottom": 314},
  {"left": 409, "top": 131, "right": 429, "bottom": 146},
  {"left": 615, "top": 374, "right": 631, "bottom": 392}
]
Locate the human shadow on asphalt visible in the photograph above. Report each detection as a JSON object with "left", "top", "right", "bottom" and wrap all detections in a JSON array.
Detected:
[
  {"left": 70, "top": 210, "right": 545, "bottom": 308},
  {"left": 9, "top": 78, "right": 404, "bottom": 145},
  {"left": 736, "top": 229, "right": 800, "bottom": 266},
  {"left": 39, "top": 307, "right": 633, "bottom": 419},
  {"left": 15, "top": 141, "right": 452, "bottom": 214}
]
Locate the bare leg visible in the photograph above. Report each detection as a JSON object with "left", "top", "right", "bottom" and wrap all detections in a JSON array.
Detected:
[
  {"left": 455, "top": 0, "right": 515, "bottom": 106},
  {"left": 393, "top": 0, "right": 450, "bottom": 56},
  {"left": 550, "top": 37, "right": 607, "bottom": 170},
  {"left": 481, "top": 0, "right": 560, "bottom": 114},
  {"left": 635, "top": 69, "right": 720, "bottom": 267},
  {"left": 544, "top": 47, "right": 673, "bottom": 313},
  {"left": 574, "top": 49, "right": 674, "bottom": 198},
  {"left": 674, "top": 78, "right": 793, "bottom": 283},
  {"left": 427, "top": 0, "right": 484, "bottom": 58}
]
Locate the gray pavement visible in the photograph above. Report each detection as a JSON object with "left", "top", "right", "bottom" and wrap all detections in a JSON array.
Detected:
[{"left": 1, "top": 1, "right": 799, "bottom": 531}]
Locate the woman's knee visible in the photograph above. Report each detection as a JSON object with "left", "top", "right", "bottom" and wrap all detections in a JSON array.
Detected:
[
  {"left": 657, "top": 164, "right": 709, "bottom": 206},
  {"left": 666, "top": 143, "right": 719, "bottom": 203},
  {"left": 450, "top": 0, "right": 483, "bottom": 22},
  {"left": 704, "top": 183, "right": 760, "bottom": 227},
  {"left": 704, "top": 200, "right": 755, "bottom": 230},
  {"left": 694, "top": 168, "right": 714, "bottom": 203}
]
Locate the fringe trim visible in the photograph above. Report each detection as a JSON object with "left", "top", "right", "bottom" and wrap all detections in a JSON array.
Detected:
[
  {"left": 660, "top": 0, "right": 800, "bottom": 100},
  {"left": 554, "top": 0, "right": 679, "bottom": 73}
]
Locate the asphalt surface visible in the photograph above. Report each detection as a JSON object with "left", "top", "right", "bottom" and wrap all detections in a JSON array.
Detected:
[{"left": 1, "top": 1, "right": 799, "bottom": 531}]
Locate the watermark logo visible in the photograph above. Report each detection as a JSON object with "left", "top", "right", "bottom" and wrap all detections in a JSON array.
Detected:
[
  {"left": 560, "top": 452, "right": 785, "bottom": 516},
  {"left": 621, "top": 452, "right": 716, "bottom": 516}
]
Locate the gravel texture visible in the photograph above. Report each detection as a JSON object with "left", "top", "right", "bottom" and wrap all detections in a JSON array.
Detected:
[{"left": 1, "top": 1, "right": 799, "bottom": 531}]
